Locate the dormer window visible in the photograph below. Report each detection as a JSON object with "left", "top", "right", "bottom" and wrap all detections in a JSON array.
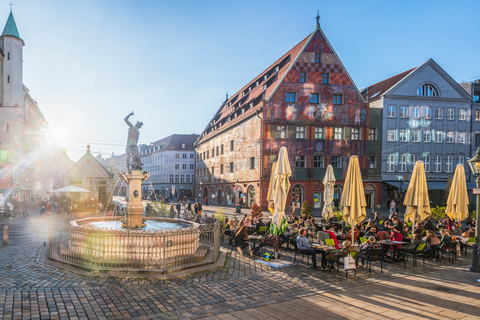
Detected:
[
  {"left": 249, "top": 103, "right": 253, "bottom": 109},
  {"left": 241, "top": 109, "right": 245, "bottom": 114},
  {"left": 242, "top": 92, "right": 245, "bottom": 97},
  {"left": 234, "top": 113, "right": 237, "bottom": 118},
  {"left": 275, "top": 66, "right": 279, "bottom": 72},
  {"left": 418, "top": 84, "right": 439, "bottom": 96},
  {"left": 249, "top": 87, "right": 251, "bottom": 92},
  {"left": 264, "top": 75, "right": 268, "bottom": 81},
  {"left": 256, "top": 81, "right": 259, "bottom": 87},
  {"left": 263, "top": 84, "right": 267, "bottom": 91}
]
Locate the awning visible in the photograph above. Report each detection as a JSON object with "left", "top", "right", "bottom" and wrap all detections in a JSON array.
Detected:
[
  {"left": 384, "top": 180, "right": 446, "bottom": 190},
  {"left": 384, "top": 181, "right": 410, "bottom": 190}
]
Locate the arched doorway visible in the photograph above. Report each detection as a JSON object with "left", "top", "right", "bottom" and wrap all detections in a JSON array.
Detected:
[
  {"left": 203, "top": 186, "right": 208, "bottom": 201},
  {"left": 333, "top": 184, "right": 343, "bottom": 209},
  {"left": 292, "top": 184, "right": 304, "bottom": 212},
  {"left": 225, "top": 185, "right": 233, "bottom": 205},
  {"left": 247, "top": 185, "right": 256, "bottom": 207},
  {"left": 210, "top": 186, "right": 216, "bottom": 204},
  {"left": 217, "top": 188, "right": 222, "bottom": 204},
  {"left": 235, "top": 185, "right": 243, "bottom": 206},
  {"left": 197, "top": 187, "right": 202, "bottom": 201},
  {"left": 365, "top": 184, "right": 376, "bottom": 215}
]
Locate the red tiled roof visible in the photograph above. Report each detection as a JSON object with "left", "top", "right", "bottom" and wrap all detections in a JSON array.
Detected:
[
  {"left": 362, "top": 68, "right": 416, "bottom": 102},
  {"left": 196, "top": 33, "right": 312, "bottom": 145}
]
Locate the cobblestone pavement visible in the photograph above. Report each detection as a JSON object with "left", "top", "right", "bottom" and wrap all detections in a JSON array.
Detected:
[{"left": 1, "top": 216, "right": 479, "bottom": 320}]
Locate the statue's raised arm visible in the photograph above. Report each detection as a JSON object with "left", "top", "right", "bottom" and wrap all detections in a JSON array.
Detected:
[{"left": 124, "top": 111, "right": 135, "bottom": 129}]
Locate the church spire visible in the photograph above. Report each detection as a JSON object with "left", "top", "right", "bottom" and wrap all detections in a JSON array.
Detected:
[
  {"left": 316, "top": 10, "right": 320, "bottom": 29},
  {"left": 2, "top": 9, "right": 21, "bottom": 39}
]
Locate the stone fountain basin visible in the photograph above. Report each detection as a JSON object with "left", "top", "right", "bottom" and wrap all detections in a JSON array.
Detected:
[{"left": 64, "top": 217, "right": 201, "bottom": 262}]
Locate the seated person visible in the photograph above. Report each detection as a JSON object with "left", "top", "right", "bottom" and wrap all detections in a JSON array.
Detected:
[
  {"left": 323, "top": 225, "right": 339, "bottom": 249},
  {"left": 298, "top": 218, "right": 305, "bottom": 227},
  {"left": 414, "top": 222, "right": 424, "bottom": 234},
  {"left": 423, "top": 218, "right": 436, "bottom": 231},
  {"left": 383, "top": 220, "right": 392, "bottom": 231},
  {"left": 244, "top": 217, "right": 252, "bottom": 227},
  {"left": 402, "top": 226, "right": 411, "bottom": 241},
  {"left": 355, "top": 236, "right": 382, "bottom": 266},
  {"left": 234, "top": 221, "right": 252, "bottom": 256},
  {"left": 252, "top": 233, "right": 286, "bottom": 255},
  {"left": 325, "top": 240, "right": 357, "bottom": 270},
  {"left": 364, "top": 227, "right": 379, "bottom": 241},
  {"left": 452, "top": 221, "right": 463, "bottom": 236},
  {"left": 412, "top": 233, "right": 425, "bottom": 245},
  {"left": 373, "top": 211, "right": 382, "bottom": 224},
  {"left": 345, "top": 227, "right": 360, "bottom": 243},
  {"left": 365, "top": 222, "right": 374, "bottom": 232},
  {"left": 424, "top": 230, "right": 441, "bottom": 259},
  {"left": 390, "top": 226, "right": 403, "bottom": 250},
  {"left": 288, "top": 212, "right": 297, "bottom": 224},
  {"left": 296, "top": 228, "right": 323, "bottom": 270},
  {"left": 439, "top": 229, "right": 452, "bottom": 248}
]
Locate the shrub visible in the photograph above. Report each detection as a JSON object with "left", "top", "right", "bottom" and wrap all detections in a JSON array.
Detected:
[
  {"left": 300, "top": 200, "right": 313, "bottom": 218},
  {"left": 214, "top": 209, "right": 228, "bottom": 227},
  {"left": 146, "top": 201, "right": 170, "bottom": 217},
  {"left": 430, "top": 206, "right": 446, "bottom": 221}
]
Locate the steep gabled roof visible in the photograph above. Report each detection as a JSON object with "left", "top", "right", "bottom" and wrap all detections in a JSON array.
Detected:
[
  {"left": 2, "top": 10, "right": 21, "bottom": 39},
  {"left": 147, "top": 134, "right": 199, "bottom": 152},
  {"left": 362, "top": 68, "right": 416, "bottom": 102},
  {"left": 196, "top": 33, "right": 312, "bottom": 145},
  {"left": 65, "top": 149, "right": 113, "bottom": 179}
]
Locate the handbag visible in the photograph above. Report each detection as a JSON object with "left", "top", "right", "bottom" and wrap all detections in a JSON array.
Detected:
[{"left": 344, "top": 253, "right": 357, "bottom": 270}]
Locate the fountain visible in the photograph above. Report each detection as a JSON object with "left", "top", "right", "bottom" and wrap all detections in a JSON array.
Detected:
[{"left": 48, "top": 112, "right": 220, "bottom": 273}]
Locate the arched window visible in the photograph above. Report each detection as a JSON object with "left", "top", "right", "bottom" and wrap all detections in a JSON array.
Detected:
[{"left": 417, "top": 84, "right": 438, "bottom": 97}]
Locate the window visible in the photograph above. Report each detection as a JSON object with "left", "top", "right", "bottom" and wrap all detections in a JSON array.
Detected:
[
  {"left": 399, "top": 154, "right": 407, "bottom": 172},
  {"left": 458, "top": 132, "right": 465, "bottom": 144},
  {"left": 368, "top": 156, "right": 376, "bottom": 169},
  {"left": 332, "top": 156, "right": 341, "bottom": 168},
  {"left": 277, "top": 126, "right": 287, "bottom": 138},
  {"left": 315, "top": 53, "right": 321, "bottom": 63},
  {"left": 434, "top": 155, "right": 442, "bottom": 172},
  {"left": 296, "top": 126, "right": 305, "bottom": 139},
  {"left": 447, "top": 108, "right": 454, "bottom": 120},
  {"left": 190, "top": 164, "right": 194, "bottom": 170},
  {"left": 170, "top": 174, "right": 174, "bottom": 182},
  {"left": 250, "top": 157, "right": 255, "bottom": 170},
  {"left": 446, "top": 155, "right": 453, "bottom": 172},
  {"left": 221, "top": 145, "right": 224, "bottom": 154},
  {"left": 211, "top": 167, "right": 214, "bottom": 176},
  {"left": 399, "top": 106, "right": 408, "bottom": 118},
  {"left": 412, "top": 107, "right": 419, "bottom": 118},
  {"left": 190, "top": 154, "right": 194, "bottom": 159},
  {"left": 418, "top": 84, "right": 438, "bottom": 96},
  {"left": 216, "top": 147, "right": 219, "bottom": 156},
  {"left": 230, "top": 140, "right": 234, "bottom": 151},
  {"left": 7, "top": 75, "right": 9, "bottom": 83},
  {"left": 476, "top": 110, "right": 480, "bottom": 121},
  {"left": 447, "top": 132, "right": 454, "bottom": 143},
  {"left": 286, "top": 92, "right": 296, "bottom": 102},
  {"left": 175, "top": 174, "right": 179, "bottom": 182},
  {"left": 295, "top": 155, "right": 305, "bottom": 168},
  {"left": 399, "top": 130, "right": 407, "bottom": 142},
  {"left": 351, "top": 128, "right": 360, "bottom": 140},
  {"left": 458, "top": 156, "right": 464, "bottom": 165},
  {"left": 299, "top": 72, "right": 307, "bottom": 83},
  {"left": 388, "top": 106, "right": 396, "bottom": 117},
  {"left": 182, "top": 164, "right": 187, "bottom": 170},
  {"left": 387, "top": 154, "right": 395, "bottom": 172},
  {"left": 181, "top": 153, "right": 186, "bottom": 159},
  {"left": 175, "top": 164, "right": 179, "bottom": 170},
  {"left": 207, "top": 150, "right": 209, "bottom": 159},
  {"left": 424, "top": 107, "right": 431, "bottom": 119},
  {"left": 230, "top": 162, "right": 234, "bottom": 173},
  {"left": 412, "top": 131, "right": 420, "bottom": 142},
  {"left": 314, "top": 156, "right": 324, "bottom": 168},
  {"left": 423, "top": 131, "right": 431, "bottom": 142},
  {"left": 7, "top": 52, "right": 9, "bottom": 60},
  {"left": 310, "top": 93, "right": 319, "bottom": 103},
  {"left": 186, "top": 175, "right": 190, "bottom": 183},
  {"left": 436, "top": 108, "right": 443, "bottom": 119},
  {"left": 181, "top": 175, "right": 185, "bottom": 183},
  {"left": 459, "top": 109, "right": 466, "bottom": 121},
  {"left": 476, "top": 133, "right": 480, "bottom": 147},
  {"left": 368, "top": 128, "right": 377, "bottom": 141},
  {"left": 333, "top": 94, "right": 342, "bottom": 104},
  {"left": 424, "top": 155, "right": 430, "bottom": 172},
  {"left": 435, "top": 131, "right": 443, "bottom": 143},
  {"left": 315, "top": 127, "right": 323, "bottom": 139},
  {"left": 322, "top": 73, "right": 329, "bottom": 84},
  {"left": 387, "top": 130, "right": 396, "bottom": 141},
  {"left": 411, "top": 155, "right": 418, "bottom": 171},
  {"left": 175, "top": 153, "right": 180, "bottom": 159},
  {"left": 220, "top": 164, "right": 224, "bottom": 174},
  {"left": 334, "top": 128, "right": 344, "bottom": 140}
]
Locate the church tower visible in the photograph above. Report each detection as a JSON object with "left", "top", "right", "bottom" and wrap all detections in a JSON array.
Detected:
[{"left": 0, "top": 9, "right": 24, "bottom": 107}]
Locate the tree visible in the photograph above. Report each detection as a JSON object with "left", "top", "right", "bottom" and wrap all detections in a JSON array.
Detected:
[
  {"left": 301, "top": 200, "right": 313, "bottom": 218},
  {"left": 250, "top": 203, "right": 262, "bottom": 218}
]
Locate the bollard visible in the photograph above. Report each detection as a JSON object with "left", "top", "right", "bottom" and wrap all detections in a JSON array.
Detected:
[{"left": 3, "top": 226, "right": 9, "bottom": 245}]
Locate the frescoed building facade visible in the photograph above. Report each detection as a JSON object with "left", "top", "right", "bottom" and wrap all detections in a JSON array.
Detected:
[
  {"left": 363, "top": 59, "right": 473, "bottom": 208},
  {"left": 195, "top": 18, "right": 382, "bottom": 212}
]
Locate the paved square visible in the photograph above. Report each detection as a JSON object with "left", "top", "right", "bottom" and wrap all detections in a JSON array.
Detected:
[{"left": 1, "top": 216, "right": 479, "bottom": 319}]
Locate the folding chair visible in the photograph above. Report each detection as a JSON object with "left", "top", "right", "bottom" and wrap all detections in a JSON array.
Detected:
[
  {"left": 412, "top": 243, "right": 427, "bottom": 266},
  {"left": 360, "top": 237, "right": 368, "bottom": 244},
  {"left": 291, "top": 238, "right": 312, "bottom": 267},
  {"left": 440, "top": 242, "right": 457, "bottom": 264},
  {"left": 464, "top": 237, "right": 475, "bottom": 257},
  {"left": 365, "top": 248, "right": 384, "bottom": 273},
  {"left": 325, "top": 238, "right": 336, "bottom": 248},
  {"left": 403, "top": 243, "right": 418, "bottom": 268},
  {"left": 257, "top": 226, "right": 268, "bottom": 236}
]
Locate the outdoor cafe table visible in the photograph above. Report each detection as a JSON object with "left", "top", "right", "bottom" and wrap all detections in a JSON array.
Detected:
[
  {"left": 247, "top": 235, "right": 265, "bottom": 248},
  {"left": 380, "top": 240, "right": 410, "bottom": 261},
  {"left": 311, "top": 243, "right": 329, "bottom": 268}
]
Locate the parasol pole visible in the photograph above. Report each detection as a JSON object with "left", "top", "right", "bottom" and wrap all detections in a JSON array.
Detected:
[{"left": 276, "top": 235, "right": 279, "bottom": 260}]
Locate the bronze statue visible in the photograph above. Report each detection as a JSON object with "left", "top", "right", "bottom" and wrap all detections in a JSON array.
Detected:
[{"left": 124, "top": 111, "right": 143, "bottom": 171}]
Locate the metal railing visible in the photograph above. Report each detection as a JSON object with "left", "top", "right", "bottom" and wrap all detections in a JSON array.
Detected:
[{"left": 49, "top": 221, "right": 220, "bottom": 273}]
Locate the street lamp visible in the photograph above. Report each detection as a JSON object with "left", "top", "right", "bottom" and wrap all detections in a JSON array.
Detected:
[
  {"left": 467, "top": 147, "right": 480, "bottom": 273},
  {"left": 398, "top": 176, "right": 404, "bottom": 217}
]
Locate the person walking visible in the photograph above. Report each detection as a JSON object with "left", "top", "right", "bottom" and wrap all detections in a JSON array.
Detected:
[
  {"left": 389, "top": 200, "right": 396, "bottom": 214},
  {"left": 204, "top": 197, "right": 209, "bottom": 207}
]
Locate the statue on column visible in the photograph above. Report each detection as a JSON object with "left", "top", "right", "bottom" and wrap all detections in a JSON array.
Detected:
[{"left": 124, "top": 111, "right": 143, "bottom": 171}]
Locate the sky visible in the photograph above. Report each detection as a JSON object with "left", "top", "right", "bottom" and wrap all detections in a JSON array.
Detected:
[{"left": 9, "top": 0, "right": 480, "bottom": 160}]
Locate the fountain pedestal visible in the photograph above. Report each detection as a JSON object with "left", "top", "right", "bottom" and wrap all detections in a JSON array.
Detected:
[{"left": 122, "top": 169, "right": 149, "bottom": 229}]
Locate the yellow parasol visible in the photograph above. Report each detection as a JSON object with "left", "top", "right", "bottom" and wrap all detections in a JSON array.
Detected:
[
  {"left": 446, "top": 164, "right": 469, "bottom": 221},
  {"left": 322, "top": 164, "right": 336, "bottom": 220},
  {"left": 404, "top": 161, "right": 431, "bottom": 229},
  {"left": 341, "top": 156, "right": 367, "bottom": 243},
  {"left": 266, "top": 162, "right": 277, "bottom": 214}
]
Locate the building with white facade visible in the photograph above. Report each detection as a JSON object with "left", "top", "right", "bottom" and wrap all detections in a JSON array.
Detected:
[
  {"left": 363, "top": 59, "right": 473, "bottom": 208},
  {"left": 0, "top": 10, "right": 70, "bottom": 202},
  {"left": 140, "top": 134, "right": 198, "bottom": 199}
]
